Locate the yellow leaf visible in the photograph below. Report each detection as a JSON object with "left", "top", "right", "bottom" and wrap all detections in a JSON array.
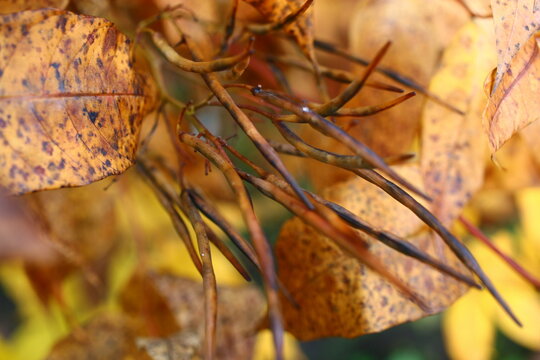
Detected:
[
  {"left": 253, "top": 330, "right": 306, "bottom": 360},
  {"left": 517, "top": 187, "right": 540, "bottom": 253},
  {"left": 0, "top": 9, "right": 157, "bottom": 194},
  {"left": 421, "top": 19, "right": 495, "bottom": 225},
  {"left": 443, "top": 289, "right": 495, "bottom": 360},
  {"left": 0, "top": 263, "right": 66, "bottom": 360},
  {"left": 494, "top": 285, "right": 540, "bottom": 351}
]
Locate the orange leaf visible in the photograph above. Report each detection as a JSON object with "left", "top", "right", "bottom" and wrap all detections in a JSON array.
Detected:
[
  {"left": 120, "top": 271, "right": 181, "bottom": 338},
  {"left": 276, "top": 166, "right": 469, "bottom": 340},
  {"left": 0, "top": 9, "right": 157, "bottom": 194},
  {"left": 484, "top": 31, "right": 540, "bottom": 151},
  {"left": 243, "top": 0, "right": 315, "bottom": 61}
]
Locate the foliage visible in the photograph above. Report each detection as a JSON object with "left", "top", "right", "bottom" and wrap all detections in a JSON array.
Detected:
[{"left": 0, "top": 0, "right": 539, "bottom": 359}]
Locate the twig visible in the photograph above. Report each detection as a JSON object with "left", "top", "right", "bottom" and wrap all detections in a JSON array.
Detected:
[
  {"left": 354, "top": 169, "right": 522, "bottom": 326},
  {"left": 238, "top": 170, "right": 431, "bottom": 311},
  {"left": 202, "top": 221, "right": 252, "bottom": 281},
  {"left": 179, "top": 132, "right": 285, "bottom": 359},
  {"left": 252, "top": 86, "right": 428, "bottom": 200},
  {"left": 246, "top": 0, "right": 314, "bottom": 34},
  {"left": 151, "top": 30, "right": 254, "bottom": 73},
  {"left": 222, "top": 138, "right": 477, "bottom": 287},
  {"left": 136, "top": 162, "right": 204, "bottom": 276},
  {"left": 180, "top": 189, "right": 218, "bottom": 360},
  {"left": 181, "top": 29, "right": 314, "bottom": 212},
  {"left": 453, "top": 0, "right": 492, "bottom": 18},
  {"left": 459, "top": 216, "right": 540, "bottom": 291},
  {"left": 189, "top": 189, "right": 260, "bottom": 268},
  {"left": 219, "top": 0, "right": 239, "bottom": 54},
  {"left": 266, "top": 55, "right": 404, "bottom": 92},
  {"left": 313, "top": 38, "right": 465, "bottom": 115}
]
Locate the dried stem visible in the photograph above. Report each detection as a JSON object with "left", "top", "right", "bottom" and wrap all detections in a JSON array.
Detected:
[
  {"left": 180, "top": 189, "right": 218, "bottom": 360},
  {"left": 136, "top": 162, "right": 204, "bottom": 275},
  {"left": 151, "top": 30, "right": 254, "bottom": 74},
  {"left": 453, "top": 0, "right": 492, "bottom": 18},
  {"left": 354, "top": 169, "right": 521, "bottom": 326},
  {"left": 333, "top": 92, "right": 416, "bottom": 116},
  {"left": 189, "top": 189, "right": 260, "bottom": 268},
  {"left": 313, "top": 38, "right": 465, "bottom": 115},
  {"left": 238, "top": 170, "right": 430, "bottom": 311},
  {"left": 202, "top": 220, "right": 252, "bottom": 281},
  {"left": 459, "top": 216, "right": 540, "bottom": 291},
  {"left": 252, "top": 86, "right": 428, "bottom": 199},
  {"left": 180, "top": 29, "right": 314, "bottom": 211},
  {"left": 246, "top": 0, "right": 314, "bottom": 34},
  {"left": 266, "top": 55, "right": 404, "bottom": 92},
  {"left": 221, "top": 140, "right": 477, "bottom": 287},
  {"left": 219, "top": 0, "right": 239, "bottom": 54},
  {"left": 179, "top": 132, "right": 284, "bottom": 360}
]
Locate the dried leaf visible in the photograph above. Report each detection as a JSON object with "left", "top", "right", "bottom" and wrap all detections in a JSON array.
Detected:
[
  {"left": 484, "top": 31, "right": 540, "bottom": 151},
  {"left": 276, "top": 166, "right": 469, "bottom": 340},
  {"left": 491, "top": 0, "right": 540, "bottom": 89},
  {"left": 138, "top": 332, "right": 202, "bottom": 360},
  {"left": 421, "top": 19, "right": 495, "bottom": 225},
  {"left": 46, "top": 314, "right": 153, "bottom": 360},
  {"left": 0, "top": 0, "right": 68, "bottom": 14},
  {"left": 0, "top": 9, "right": 157, "bottom": 195},
  {"left": 150, "top": 274, "right": 265, "bottom": 360},
  {"left": 484, "top": 134, "right": 540, "bottom": 191},
  {"left": 243, "top": 0, "right": 315, "bottom": 61},
  {"left": 519, "top": 113, "right": 540, "bottom": 166},
  {"left": 120, "top": 271, "right": 181, "bottom": 338}
]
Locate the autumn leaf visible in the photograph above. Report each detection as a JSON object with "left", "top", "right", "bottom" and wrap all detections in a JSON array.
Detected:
[
  {"left": 483, "top": 1, "right": 540, "bottom": 151},
  {"left": 242, "top": 0, "right": 315, "bottom": 61},
  {"left": 277, "top": 166, "right": 469, "bottom": 340},
  {"left": 142, "top": 274, "right": 266, "bottom": 360},
  {"left": 0, "top": 9, "right": 157, "bottom": 195},
  {"left": 421, "top": 19, "right": 495, "bottom": 225},
  {"left": 491, "top": 0, "right": 540, "bottom": 89},
  {"left": 0, "top": 0, "right": 68, "bottom": 14},
  {"left": 484, "top": 30, "right": 540, "bottom": 151},
  {"left": 119, "top": 270, "right": 181, "bottom": 338},
  {"left": 47, "top": 314, "right": 153, "bottom": 360}
]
